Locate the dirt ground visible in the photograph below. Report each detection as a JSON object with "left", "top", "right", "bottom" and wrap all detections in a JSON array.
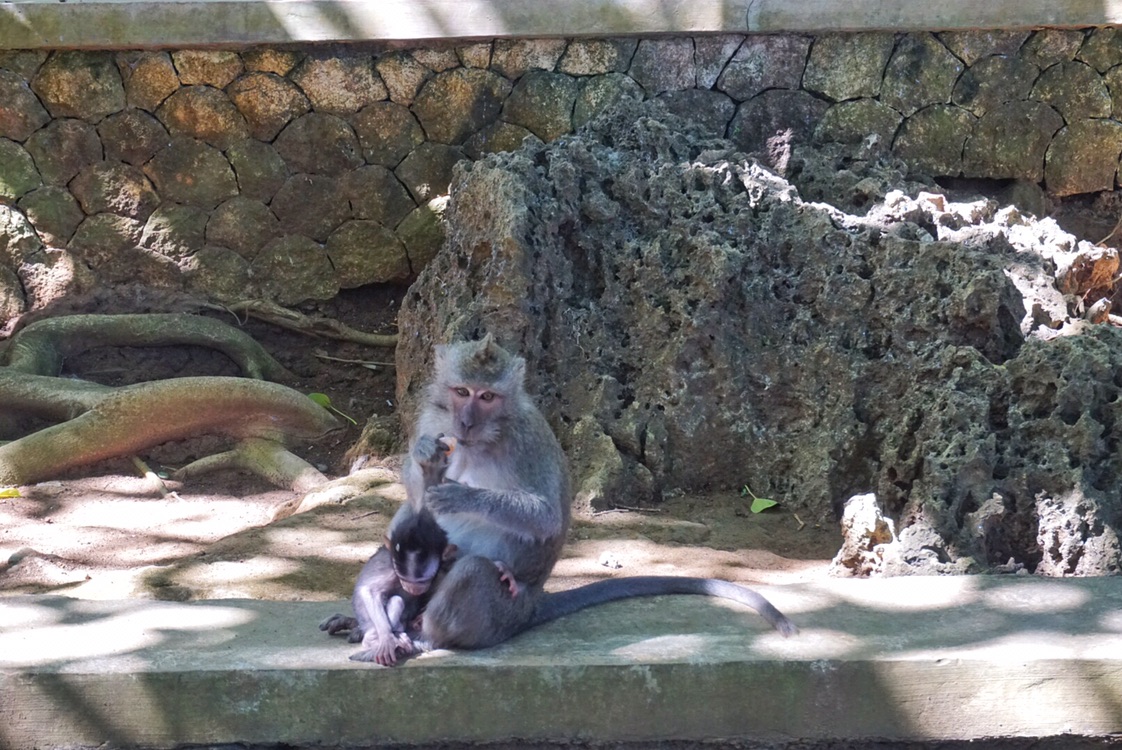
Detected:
[{"left": 0, "top": 284, "right": 839, "bottom": 603}]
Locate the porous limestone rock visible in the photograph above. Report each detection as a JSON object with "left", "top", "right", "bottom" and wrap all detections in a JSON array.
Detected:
[{"left": 397, "top": 101, "right": 1122, "bottom": 576}]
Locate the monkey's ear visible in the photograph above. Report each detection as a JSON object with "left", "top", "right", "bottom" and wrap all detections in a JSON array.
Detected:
[
  {"left": 509, "top": 355, "right": 526, "bottom": 386},
  {"left": 433, "top": 344, "right": 450, "bottom": 372},
  {"left": 443, "top": 543, "right": 459, "bottom": 561}
]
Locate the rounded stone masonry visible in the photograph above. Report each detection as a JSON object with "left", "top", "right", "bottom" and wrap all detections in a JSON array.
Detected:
[{"left": 5, "top": 26, "right": 1122, "bottom": 320}]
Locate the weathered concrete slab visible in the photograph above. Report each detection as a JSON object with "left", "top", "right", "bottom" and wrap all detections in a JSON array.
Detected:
[
  {"left": 1, "top": 0, "right": 1122, "bottom": 49},
  {"left": 2, "top": 576, "right": 1121, "bottom": 748},
  {"left": 749, "top": 0, "right": 1122, "bottom": 32}
]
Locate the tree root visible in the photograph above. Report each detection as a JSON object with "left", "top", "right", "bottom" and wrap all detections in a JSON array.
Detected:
[
  {"left": 0, "top": 376, "right": 340, "bottom": 487},
  {"left": 271, "top": 466, "right": 398, "bottom": 521},
  {"left": 174, "top": 436, "right": 328, "bottom": 494},
  {"left": 0, "top": 310, "right": 396, "bottom": 505},
  {"left": 0, "top": 369, "right": 114, "bottom": 421},
  {"left": 2, "top": 313, "right": 293, "bottom": 379},
  {"left": 205, "top": 300, "right": 398, "bottom": 348}
]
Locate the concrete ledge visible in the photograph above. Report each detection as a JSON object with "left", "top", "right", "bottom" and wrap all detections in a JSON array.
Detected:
[
  {"left": 1, "top": 0, "right": 1122, "bottom": 49},
  {"left": 3, "top": 576, "right": 1121, "bottom": 748}
]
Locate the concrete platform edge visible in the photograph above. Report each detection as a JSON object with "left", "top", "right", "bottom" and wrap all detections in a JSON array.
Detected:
[{"left": 3, "top": 576, "right": 1122, "bottom": 748}]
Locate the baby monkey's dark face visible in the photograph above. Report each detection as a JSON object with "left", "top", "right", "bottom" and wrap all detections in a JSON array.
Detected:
[
  {"left": 392, "top": 545, "right": 441, "bottom": 596},
  {"left": 387, "top": 505, "right": 454, "bottom": 597}
]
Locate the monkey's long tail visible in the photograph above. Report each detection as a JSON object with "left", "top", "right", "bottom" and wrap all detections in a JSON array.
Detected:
[{"left": 529, "top": 576, "right": 798, "bottom": 636}]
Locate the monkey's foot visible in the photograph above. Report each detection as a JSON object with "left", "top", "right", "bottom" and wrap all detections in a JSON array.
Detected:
[
  {"left": 493, "top": 560, "right": 521, "bottom": 597},
  {"left": 319, "top": 613, "right": 359, "bottom": 637},
  {"left": 352, "top": 634, "right": 403, "bottom": 667},
  {"left": 394, "top": 632, "right": 416, "bottom": 654}
]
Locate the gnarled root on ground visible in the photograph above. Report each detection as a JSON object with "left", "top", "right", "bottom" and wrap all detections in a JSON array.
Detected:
[
  {"left": 0, "top": 375, "right": 341, "bottom": 487},
  {"left": 0, "top": 312, "right": 343, "bottom": 492},
  {"left": 2, "top": 313, "right": 293, "bottom": 379},
  {"left": 173, "top": 436, "right": 330, "bottom": 494},
  {"left": 271, "top": 466, "right": 399, "bottom": 521}
]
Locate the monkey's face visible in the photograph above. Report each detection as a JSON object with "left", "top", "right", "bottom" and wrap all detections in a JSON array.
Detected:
[
  {"left": 448, "top": 385, "right": 504, "bottom": 444},
  {"left": 392, "top": 547, "right": 442, "bottom": 596}
]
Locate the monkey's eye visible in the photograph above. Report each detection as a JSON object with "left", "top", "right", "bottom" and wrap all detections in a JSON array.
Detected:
[
  {"left": 479, "top": 391, "right": 495, "bottom": 402},
  {"left": 454, "top": 387, "right": 470, "bottom": 397}
]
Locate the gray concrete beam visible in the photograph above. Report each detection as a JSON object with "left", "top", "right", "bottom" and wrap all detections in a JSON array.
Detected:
[
  {"left": 3, "top": 576, "right": 1122, "bottom": 748},
  {"left": 1, "top": 0, "right": 1122, "bottom": 50},
  {"left": 748, "top": 0, "right": 1122, "bottom": 32}
]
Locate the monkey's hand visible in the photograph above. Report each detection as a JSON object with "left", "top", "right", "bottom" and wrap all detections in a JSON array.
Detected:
[
  {"left": 351, "top": 631, "right": 403, "bottom": 667},
  {"left": 493, "top": 560, "right": 521, "bottom": 598},
  {"left": 412, "top": 433, "right": 451, "bottom": 489}
]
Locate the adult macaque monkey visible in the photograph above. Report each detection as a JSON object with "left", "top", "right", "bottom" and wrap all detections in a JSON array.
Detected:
[
  {"left": 390, "top": 335, "right": 797, "bottom": 653},
  {"left": 391, "top": 334, "right": 570, "bottom": 648}
]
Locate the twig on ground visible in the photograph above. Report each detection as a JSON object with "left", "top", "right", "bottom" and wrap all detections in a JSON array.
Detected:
[
  {"left": 312, "top": 349, "right": 395, "bottom": 368},
  {"left": 592, "top": 505, "right": 665, "bottom": 516},
  {"left": 205, "top": 300, "right": 397, "bottom": 348}
]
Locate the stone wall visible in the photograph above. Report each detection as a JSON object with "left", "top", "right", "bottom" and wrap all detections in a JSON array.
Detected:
[{"left": 3, "top": 28, "right": 1122, "bottom": 319}]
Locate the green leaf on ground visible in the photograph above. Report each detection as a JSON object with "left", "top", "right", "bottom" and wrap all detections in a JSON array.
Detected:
[
  {"left": 308, "top": 392, "right": 357, "bottom": 426},
  {"left": 750, "top": 496, "right": 778, "bottom": 513}
]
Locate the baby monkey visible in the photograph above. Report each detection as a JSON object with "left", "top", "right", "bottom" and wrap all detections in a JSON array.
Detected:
[
  {"left": 319, "top": 505, "right": 457, "bottom": 665},
  {"left": 319, "top": 435, "right": 459, "bottom": 666}
]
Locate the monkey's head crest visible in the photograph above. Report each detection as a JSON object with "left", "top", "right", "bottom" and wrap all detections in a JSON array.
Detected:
[{"left": 435, "top": 334, "right": 526, "bottom": 391}]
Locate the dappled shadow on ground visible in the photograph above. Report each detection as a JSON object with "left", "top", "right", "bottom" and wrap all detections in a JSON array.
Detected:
[{"left": 0, "top": 465, "right": 836, "bottom": 602}]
